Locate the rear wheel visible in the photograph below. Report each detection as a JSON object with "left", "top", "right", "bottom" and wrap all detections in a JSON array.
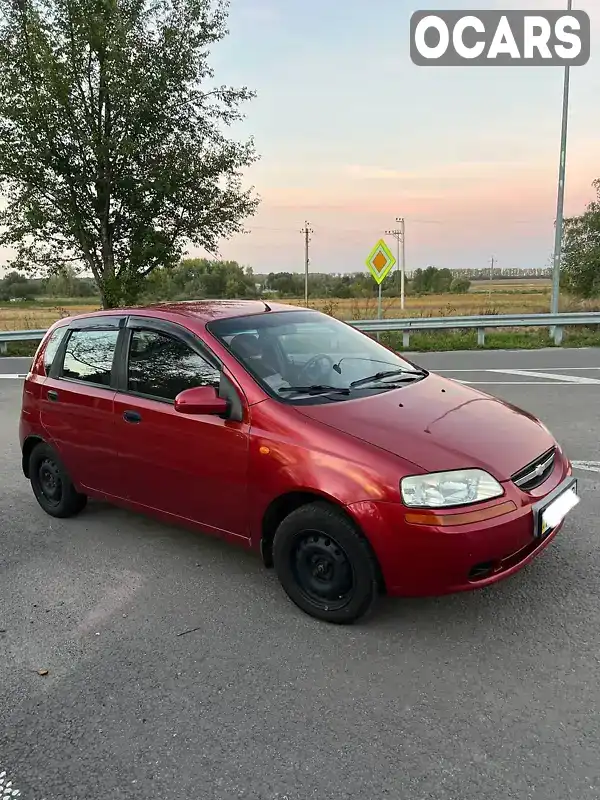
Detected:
[
  {"left": 272, "top": 502, "right": 379, "bottom": 624},
  {"left": 29, "top": 442, "right": 87, "bottom": 518}
]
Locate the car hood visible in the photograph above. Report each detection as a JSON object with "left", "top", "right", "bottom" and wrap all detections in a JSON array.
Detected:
[{"left": 294, "top": 373, "right": 555, "bottom": 480}]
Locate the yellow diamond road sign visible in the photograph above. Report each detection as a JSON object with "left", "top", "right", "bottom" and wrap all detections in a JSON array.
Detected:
[{"left": 366, "top": 239, "right": 396, "bottom": 285}]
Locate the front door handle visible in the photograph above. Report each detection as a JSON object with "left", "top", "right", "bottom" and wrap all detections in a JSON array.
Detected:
[
  {"left": 47, "top": 390, "right": 58, "bottom": 402},
  {"left": 123, "top": 410, "right": 142, "bottom": 424}
]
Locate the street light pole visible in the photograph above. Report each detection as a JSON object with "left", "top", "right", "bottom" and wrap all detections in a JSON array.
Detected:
[{"left": 550, "top": 0, "right": 573, "bottom": 315}]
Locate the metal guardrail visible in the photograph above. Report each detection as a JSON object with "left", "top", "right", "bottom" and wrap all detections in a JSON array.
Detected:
[
  {"left": 0, "top": 312, "right": 599, "bottom": 353},
  {"left": 0, "top": 328, "right": 47, "bottom": 353},
  {"left": 0, "top": 328, "right": 47, "bottom": 341},
  {"left": 349, "top": 312, "right": 600, "bottom": 347}
]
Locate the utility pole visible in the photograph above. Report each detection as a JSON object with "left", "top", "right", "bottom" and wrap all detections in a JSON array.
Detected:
[
  {"left": 550, "top": 0, "right": 572, "bottom": 316},
  {"left": 385, "top": 217, "right": 405, "bottom": 310},
  {"left": 300, "top": 221, "right": 313, "bottom": 306},
  {"left": 399, "top": 217, "right": 405, "bottom": 310},
  {"left": 489, "top": 256, "right": 495, "bottom": 300}
]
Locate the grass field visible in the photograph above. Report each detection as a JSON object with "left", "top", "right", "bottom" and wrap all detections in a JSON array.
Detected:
[
  {"left": 1, "top": 280, "right": 599, "bottom": 354},
  {"left": 0, "top": 302, "right": 100, "bottom": 332},
  {"left": 297, "top": 281, "right": 600, "bottom": 320}
]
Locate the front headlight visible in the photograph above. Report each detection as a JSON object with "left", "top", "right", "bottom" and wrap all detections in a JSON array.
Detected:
[{"left": 400, "top": 469, "right": 504, "bottom": 508}]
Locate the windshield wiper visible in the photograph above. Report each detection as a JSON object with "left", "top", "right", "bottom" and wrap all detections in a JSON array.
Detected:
[
  {"left": 278, "top": 384, "right": 351, "bottom": 396},
  {"left": 333, "top": 357, "right": 427, "bottom": 376},
  {"left": 350, "top": 369, "right": 424, "bottom": 389}
]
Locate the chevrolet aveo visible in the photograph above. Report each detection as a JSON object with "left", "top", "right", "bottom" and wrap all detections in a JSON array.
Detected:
[{"left": 20, "top": 300, "right": 580, "bottom": 623}]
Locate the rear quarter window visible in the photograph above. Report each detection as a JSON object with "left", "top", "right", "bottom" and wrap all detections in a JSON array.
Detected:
[{"left": 38, "top": 326, "right": 68, "bottom": 375}]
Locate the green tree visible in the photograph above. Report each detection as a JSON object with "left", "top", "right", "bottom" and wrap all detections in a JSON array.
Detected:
[
  {"left": 142, "top": 257, "right": 256, "bottom": 301},
  {"left": 44, "top": 265, "right": 97, "bottom": 297},
  {"left": 434, "top": 268, "right": 453, "bottom": 293},
  {"left": 45, "top": 265, "right": 78, "bottom": 297},
  {"left": 421, "top": 266, "right": 439, "bottom": 293},
  {"left": 0, "top": 0, "right": 258, "bottom": 309},
  {"left": 410, "top": 266, "right": 454, "bottom": 294},
  {"left": 411, "top": 268, "right": 425, "bottom": 294},
  {"left": 266, "top": 272, "right": 303, "bottom": 297},
  {"left": 0, "top": 270, "right": 38, "bottom": 300},
  {"left": 562, "top": 179, "right": 600, "bottom": 298},
  {"left": 450, "top": 276, "right": 471, "bottom": 294}
]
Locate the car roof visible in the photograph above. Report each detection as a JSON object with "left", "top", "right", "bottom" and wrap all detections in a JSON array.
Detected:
[
  {"left": 56, "top": 299, "right": 308, "bottom": 327},
  {"left": 135, "top": 299, "right": 306, "bottom": 322}
]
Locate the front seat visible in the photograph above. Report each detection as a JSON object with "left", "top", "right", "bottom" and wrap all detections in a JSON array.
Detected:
[{"left": 230, "top": 333, "right": 278, "bottom": 379}]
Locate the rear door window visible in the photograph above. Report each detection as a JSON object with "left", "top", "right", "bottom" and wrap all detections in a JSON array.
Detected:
[
  {"left": 127, "top": 329, "right": 221, "bottom": 401},
  {"left": 61, "top": 329, "right": 119, "bottom": 387}
]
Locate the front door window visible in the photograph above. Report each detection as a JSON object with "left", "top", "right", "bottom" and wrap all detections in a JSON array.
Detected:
[{"left": 127, "top": 329, "right": 221, "bottom": 401}]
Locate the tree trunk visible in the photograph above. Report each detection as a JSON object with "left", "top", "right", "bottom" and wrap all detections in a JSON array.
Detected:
[{"left": 99, "top": 279, "right": 119, "bottom": 308}]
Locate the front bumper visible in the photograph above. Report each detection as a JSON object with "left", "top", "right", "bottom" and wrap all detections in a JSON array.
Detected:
[{"left": 347, "top": 471, "right": 577, "bottom": 598}]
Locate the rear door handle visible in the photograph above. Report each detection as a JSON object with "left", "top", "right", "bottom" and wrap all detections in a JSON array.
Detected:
[
  {"left": 123, "top": 410, "right": 142, "bottom": 424},
  {"left": 47, "top": 390, "right": 58, "bottom": 402}
]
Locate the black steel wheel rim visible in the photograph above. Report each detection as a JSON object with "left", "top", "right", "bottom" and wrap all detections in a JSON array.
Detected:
[
  {"left": 291, "top": 529, "right": 354, "bottom": 611},
  {"left": 38, "top": 457, "right": 62, "bottom": 506}
]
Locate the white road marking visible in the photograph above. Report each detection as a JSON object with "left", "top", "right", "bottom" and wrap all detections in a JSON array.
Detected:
[
  {"left": 0, "top": 768, "right": 21, "bottom": 797},
  {"left": 571, "top": 460, "right": 600, "bottom": 474},
  {"left": 488, "top": 369, "right": 600, "bottom": 384},
  {"left": 436, "top": 367, "right": 600, "bottom": 373},
  {"left": 440, "top": 367, "right": 600, "bottom": 385},
  {"left": 453, "top": 381, "right": 581, "bottom": 386}
]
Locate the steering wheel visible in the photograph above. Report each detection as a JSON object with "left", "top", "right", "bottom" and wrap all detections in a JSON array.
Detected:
[{"left": 297, "top": 353, "right": 336, "bottom": 383}]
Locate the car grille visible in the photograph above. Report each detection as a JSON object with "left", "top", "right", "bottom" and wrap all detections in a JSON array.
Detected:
[{"left": 511, "top": 446, "right": 556, "bottom": 491}]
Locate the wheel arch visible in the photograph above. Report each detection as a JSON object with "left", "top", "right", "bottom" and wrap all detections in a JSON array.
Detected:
[
  {"left": 260, "top": 490, "right": 386, "bottom": 593},
  {"left": 21, "top": 435, "right": 45, "bottom": 478}
]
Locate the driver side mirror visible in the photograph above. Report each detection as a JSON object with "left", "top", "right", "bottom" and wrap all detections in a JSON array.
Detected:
[{"left": 174, "top": 385, "right": 229, "bottom": 417}]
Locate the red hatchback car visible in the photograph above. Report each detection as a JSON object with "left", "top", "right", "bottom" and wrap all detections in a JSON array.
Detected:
[{"left": 20, "top": 300, "right": 580, "bottom": 623}]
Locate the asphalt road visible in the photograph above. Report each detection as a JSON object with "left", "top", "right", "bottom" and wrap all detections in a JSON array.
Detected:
[{"left": 1, "top": 348, "right": 600, "bottom": 800}]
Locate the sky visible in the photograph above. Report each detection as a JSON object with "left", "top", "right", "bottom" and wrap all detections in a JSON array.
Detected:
[
  {"left": 198, "top": 0, "right": 600, "bottom": 274},
  {"left": 1, "top": 0, "right": 599, "bottom": 277}
]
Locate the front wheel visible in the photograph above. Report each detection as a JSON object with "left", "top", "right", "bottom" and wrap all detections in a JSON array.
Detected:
[
  {"left": 272, "top": 502, "right": 380, "bottom": 624},
  {"left": 29, "top": 442, "right": 87, "bottom": 518}
]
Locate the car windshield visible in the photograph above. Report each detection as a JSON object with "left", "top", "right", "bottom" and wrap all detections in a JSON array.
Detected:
[{"left": 208, "top": 310, "right": 427, "bottom": 402}]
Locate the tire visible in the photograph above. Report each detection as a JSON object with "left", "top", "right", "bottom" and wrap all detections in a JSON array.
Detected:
[
  {"left": 272, "top": 501, "right": 379, "bottom": 624},
  {"left": 29, "top": 442, "right": 87, "bottom": 518}
]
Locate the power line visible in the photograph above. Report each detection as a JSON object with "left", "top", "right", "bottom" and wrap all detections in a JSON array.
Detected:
[{"left": 241, "top": 217, "right": 544, "bottom": 236}]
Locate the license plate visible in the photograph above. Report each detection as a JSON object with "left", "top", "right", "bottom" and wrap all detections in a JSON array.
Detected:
[{"left": 538, "top": 481, "right": 579, "bottom": 538}]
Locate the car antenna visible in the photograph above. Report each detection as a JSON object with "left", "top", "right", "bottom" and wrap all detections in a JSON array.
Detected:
[{"left": 262, "top": 299, "right": 272, "bottom": 312}]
